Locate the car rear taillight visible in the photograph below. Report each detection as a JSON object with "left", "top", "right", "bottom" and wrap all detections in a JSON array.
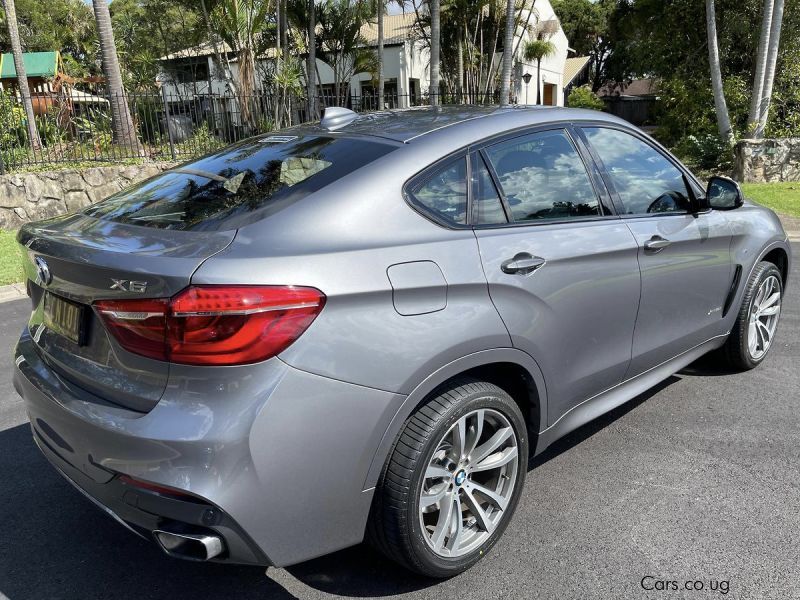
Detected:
[{"left": 95, "top": 286, "right": 325, "bottom": 366}]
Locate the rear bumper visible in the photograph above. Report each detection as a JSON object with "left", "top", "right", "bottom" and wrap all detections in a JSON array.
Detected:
[{"left": 14, "top": 327, "right": 404, "bottom": 567}]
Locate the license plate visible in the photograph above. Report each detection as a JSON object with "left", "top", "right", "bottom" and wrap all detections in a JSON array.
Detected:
[{"left": 43, "top": 292, "right": 85, "bottom": 345}]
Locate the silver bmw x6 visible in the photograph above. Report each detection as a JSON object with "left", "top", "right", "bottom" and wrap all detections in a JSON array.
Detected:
[{"left": 13, "top": 106, "right": 790, "bottom": 577}]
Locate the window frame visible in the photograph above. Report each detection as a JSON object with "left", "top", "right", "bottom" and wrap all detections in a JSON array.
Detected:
[{"left": 574, "top": 123, "right": 708, "bottom": 220}]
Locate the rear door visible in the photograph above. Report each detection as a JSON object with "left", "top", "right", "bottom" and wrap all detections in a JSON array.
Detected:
[
  {"left": 472, "top": 127, "right": 641, "bottom": 425},
  {"left": 579, "top": 125, "right": 733, "bottom": 376}
]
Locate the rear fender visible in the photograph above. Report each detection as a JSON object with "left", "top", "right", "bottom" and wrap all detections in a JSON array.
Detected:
[{"left": 362, "top": 347, "right": 548, "bottom": 490}]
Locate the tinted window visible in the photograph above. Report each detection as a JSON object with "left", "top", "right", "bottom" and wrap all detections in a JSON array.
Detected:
[
  {"left": 583, "top": 127, "right": 690, "bottom": 215},
  {"left": 84, "top": 135, "right": 397, "bottom": 230},
  {"left": 472, "top": 154, "right": 507, "bottom": 225},
  {"left": 409, "top": 158, "right": 467, "bottom": 225},
  {"left": 485, "top": 129, "right": 600, "bottom": 222}
]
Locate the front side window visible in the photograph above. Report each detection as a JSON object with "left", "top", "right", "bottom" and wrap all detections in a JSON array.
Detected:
[
  {"left": 583, "top": 127, "right": 690, "bottom": 216},
  {"left": 484, "top": 129, "right": 600, "bottom": 222},
  {"left": 409, "top": 158, "right": 468, "bottom": 225},
  {"left": 84, "top": 135, "right": 397, "bottom": 231}
]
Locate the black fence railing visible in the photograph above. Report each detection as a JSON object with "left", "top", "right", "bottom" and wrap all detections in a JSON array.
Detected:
[{"left": 0, "top": 89, "right": 503, "bottom": 173}]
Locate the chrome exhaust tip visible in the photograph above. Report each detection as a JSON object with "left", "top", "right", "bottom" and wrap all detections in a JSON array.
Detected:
[{"left": 153, "top": 529, "right": 224, "bottom": 561}]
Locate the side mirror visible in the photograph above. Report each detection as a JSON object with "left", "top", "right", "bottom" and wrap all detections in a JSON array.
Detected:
[{"left": 706, "top": 176, "right": 744, "bottom": 210}]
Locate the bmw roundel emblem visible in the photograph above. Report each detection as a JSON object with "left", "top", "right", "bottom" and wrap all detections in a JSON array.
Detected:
[
  {"left": 454, "top": 470, "right": 467, "bottom": 486},
  {"left": 34, "top": 256, "right": 52, "bottom": 287}
]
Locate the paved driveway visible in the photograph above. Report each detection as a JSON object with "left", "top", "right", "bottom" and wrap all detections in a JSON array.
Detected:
[{"left": 1, "top": 245, "right": 798, "bottom": 600}]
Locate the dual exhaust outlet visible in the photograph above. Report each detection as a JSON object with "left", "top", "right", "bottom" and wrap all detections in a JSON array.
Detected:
[{"left": 153, "top": 529, "right": 224, "bottom": 561}]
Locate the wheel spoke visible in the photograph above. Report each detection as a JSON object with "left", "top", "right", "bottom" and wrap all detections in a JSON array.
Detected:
[
  {"left": 748, "top": 322, "right": 758, "bottom": 354},
  {"left": 467, "top": 480, "right": 509, "bottom": 510},
  {"left": 425, "top": 464, "right": 451, "bottom": 480},
  {"left": 472, "top": 446, "right": 517, "bottom": 473},
  {"left": 760, "top": 291, "right": 780, "bottom": 311},
  {"left": 461, "top": 487, "right": 494, "bottom": 533},
  {"left": 421, "top": 484, "right": 449, "bottom": 508},
  {"left": 471, "top": 427, "right": 513, "bottom": 464},
  {"left": 452, "top": 417, "right": 467, "bottom": 460},
  {"left": 430, "top": 491, "right": 455, "bottom": 551},
  {"left": 757, "top": 321, "right": 771, "bottom": 347},
  {"left": 464, "top": 409, "right": 484, "bottom": 459},
  {"left": 759, "top": 305, "right": 780, "bottom": 317},
  {"left": 446, "top": 493, "right": 464, "bottom": 552}
]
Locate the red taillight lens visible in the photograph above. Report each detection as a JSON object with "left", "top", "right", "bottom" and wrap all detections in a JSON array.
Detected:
[{"left": 95, "top": 286, "right": 325, "bottom": 366}]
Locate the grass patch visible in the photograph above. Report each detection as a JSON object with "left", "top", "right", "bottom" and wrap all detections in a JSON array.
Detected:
[
  {"left": 0, "top": 230, "right": 23, "bottom": 286},
  {"left": 742, "top": 182, "right": 800, "bottom": 217}
]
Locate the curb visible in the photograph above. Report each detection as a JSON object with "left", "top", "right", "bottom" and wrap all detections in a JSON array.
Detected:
[{"left": 0, "top": 283, "right": 26, "bottom": 304}]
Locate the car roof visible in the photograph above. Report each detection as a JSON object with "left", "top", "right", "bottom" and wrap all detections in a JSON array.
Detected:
[{"left": 287, "top": 105, "right": 632, "bottom": 144}]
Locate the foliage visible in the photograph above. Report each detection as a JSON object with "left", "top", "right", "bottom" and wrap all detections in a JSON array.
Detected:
[
  {"left": 551, "top": 0, "right": 614, "bottom": 90},
  {"left": 742, "top": 182, "right": 800, "bottom": 217},
  {"left": 0, "top": 0, "right": 97, "bottom": 76},
  {"left": 0, "top": 89, "right": 26, "bottom": 148},
  {"left": 110, "top": 0, "right": 206, "bottom": 90},
  {"left": 567, "top": 85, "right": 603, "bottom": 110},
  {"left": 0, "top": 230, "right": 24, "bottom": 285}
]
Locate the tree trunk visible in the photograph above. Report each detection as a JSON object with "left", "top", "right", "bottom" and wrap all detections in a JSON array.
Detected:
[
  {"left": 499, "top": 0, "right": 515, "bottom": 106},
  {"left": 430, "top": 0, "right": 440, "bottom": 106},
  {"left": 536, "top": 58, "right": 541, "bottom": 104},
  {"left": 307, "top": 0, "right": 318, "bottom": 119},
  {"left": 748, "top": 0, "right": 774, "bottom": 133},
  {"left": 377, "top": 0, "right": 384, "bottom": 109},
  {"left": 2, "top": 0, "right": 41, "bottom": 151},
  {"left": 92, "top": 0, "right": 139, "bottom": 150},
  {"left": 706, "top": 0, "right": 733, "bottom": 144},
  {"left": 457, "top": 29, "right": 464, "bottom": 102},
  {"left": 755, "top": 0, "right": 784, "bottom": 138},
  {"left": 281, "top": 0, "right": 289, "bottom": 62}
]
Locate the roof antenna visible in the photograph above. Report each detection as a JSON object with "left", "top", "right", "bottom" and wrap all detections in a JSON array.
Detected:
[{"left": 321, "top": 106, "right": 358, "bottom": 131}]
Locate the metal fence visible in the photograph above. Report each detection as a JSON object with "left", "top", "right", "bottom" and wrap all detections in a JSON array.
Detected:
[{"left": 0, "top": 89, "right": 502, "bottom": 173}]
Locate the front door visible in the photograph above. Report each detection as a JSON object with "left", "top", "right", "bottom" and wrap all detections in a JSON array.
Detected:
[
  {"left": 580, "top": 126, "right": 733, "bottom": 376},
  {"left": 473, "top": 128, "right": 641, "bottom": 424}
]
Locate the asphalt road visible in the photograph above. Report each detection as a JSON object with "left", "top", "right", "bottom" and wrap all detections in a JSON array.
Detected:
[{"left": 1, "top": 246, "right": 798, "bottom": 600}]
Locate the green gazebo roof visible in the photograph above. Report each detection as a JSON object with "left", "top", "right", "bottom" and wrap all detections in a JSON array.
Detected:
[{"left": 0, "top": 51, "right": 60, "bottom": 80}]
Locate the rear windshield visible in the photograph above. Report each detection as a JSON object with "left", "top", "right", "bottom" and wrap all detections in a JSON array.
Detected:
[{"left": 83, "top": 135, "right": 397, "bottom": 231}]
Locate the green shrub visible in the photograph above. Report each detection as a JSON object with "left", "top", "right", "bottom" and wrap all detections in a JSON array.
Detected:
[{"left": 567, "top": 85, "right": 605, "bottom": 110}]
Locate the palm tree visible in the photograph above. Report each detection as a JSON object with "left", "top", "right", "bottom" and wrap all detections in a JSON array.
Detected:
[
  {"left": 747, "top": 0, "right": 774, "bottom": 134},
  {"left": 307, "top": 0, "right": 318, "bottom": 118},
  {"left": 523, "top": 36, "right": 555, "bottom": 105},
  {"left": 499, "top": 0, "right": 515, "bottom": 106},
  {"left": 706, "top": 0, "right": 733, "bottom": 145},
  {"left": 376, "top": 0, "right": 384, "bottom": 109},
  {"left": 1, "top": 0, "right": 41, "bottom": 151},
  {"left": 429, "top": 0, "right": 440, "bottom": 105},
  {"left": 754, "top": 0, "right": 784, "bottom": 138},
  {"left": 92, "top": 0, "right": 139, "bottom": 149}
]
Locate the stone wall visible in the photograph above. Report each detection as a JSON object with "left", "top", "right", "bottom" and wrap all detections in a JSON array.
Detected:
[
  {"left": 0, "top": 163, "right": 174, "bottom": 229},
  {"left": 733, "top": 138, "right": 800, "bottom": 183}
]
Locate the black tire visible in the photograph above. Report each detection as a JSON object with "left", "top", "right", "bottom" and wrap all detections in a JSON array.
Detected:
[
  {"left": 368, "top": 378, "right": 528, "bottom": 578},
  {"left": 722, "top": 261, "right": 783, "bottom": 370}
]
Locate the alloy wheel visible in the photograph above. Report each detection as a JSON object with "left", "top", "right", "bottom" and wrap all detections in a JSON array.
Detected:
[
  {"left": 419, "top": 408, "right": 519, "bottom": 558},
  {"left": 748, "top": 274, "right": 781, "bottom": 361}
]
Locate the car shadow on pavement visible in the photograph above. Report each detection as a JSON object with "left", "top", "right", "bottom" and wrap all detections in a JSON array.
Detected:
[
  {"left": 0, "top": 422, "right": 435, "bottom": 600},
  {"left": 530, "top": 375, "right": 680, "bottom": 470}
]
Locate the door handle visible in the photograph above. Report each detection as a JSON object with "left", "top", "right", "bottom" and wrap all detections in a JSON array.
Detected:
[
  {"left": 644, "top": 235, "right": 671, "bottom": 252},
  {"left": 501, "top": 253, "right": 546, "bottom": 275}
]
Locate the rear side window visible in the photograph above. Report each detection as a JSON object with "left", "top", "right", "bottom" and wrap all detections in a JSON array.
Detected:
[
  {"left": 408, "top": 158, "right": 468, "bottom": 225},
  {"left": 484, "top": 129, "right": 600, "bottom": 222},
  {"left": 84, "top": 135, "right": 397, "bottom": 231}
]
